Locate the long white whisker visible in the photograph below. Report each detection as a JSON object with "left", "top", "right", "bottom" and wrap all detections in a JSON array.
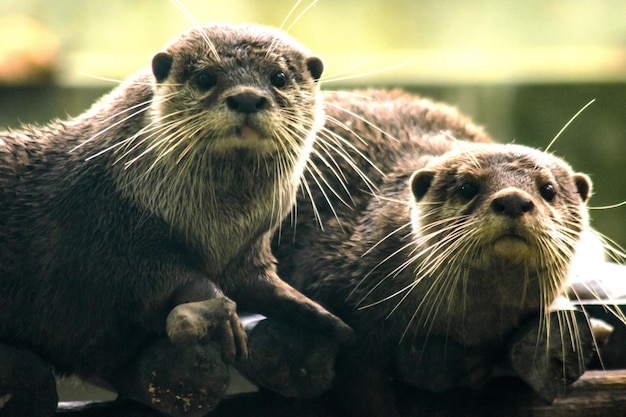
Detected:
[
  {"left": 321, "top": 62, "right": 409, "bottom": 84},
  {"left": 588, "top": 200, "right": 626, "bottom": 210},
  {"left": 169, "top": 0, "right": 221, "bottom": 62},
  {"left": 284, "top": 0, "right": 319, "bottom": 33},
  {"left": 544, "top": 99, "right": 595, "bottom": 152}
]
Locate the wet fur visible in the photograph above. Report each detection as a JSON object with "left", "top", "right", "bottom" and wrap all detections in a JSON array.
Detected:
[
  {"left": 0, "top": 22, "right": 352, "bottom": 416},
  {"left": 273, "top": 89, "right": 593, "bottom": 416}
]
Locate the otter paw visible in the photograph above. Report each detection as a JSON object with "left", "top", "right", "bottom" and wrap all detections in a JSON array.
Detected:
[
  {"left": 235, "top": 315, "right": 338, "bottom": 398},
  {"left": 396, "top": 336, "right": 493, "bottom": 392},
  {"left": 166, "top": 297, "right": 247, "bottom": 361},
  {"left": 115, "top": 339, "right": 229, "bottom": 417},
  {"left": 508, "top": 309, "right": 595, "bottom": 403}
]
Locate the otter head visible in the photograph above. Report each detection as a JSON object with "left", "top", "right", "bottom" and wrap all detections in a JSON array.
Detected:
[
  {"left": 147, "top": 22, "right": 324, "bottom": 160},
  {"left": 114, "top": 23, "right": 325, "bottom": 271},
  {"left": 410, "top": 143, "right": 591, "bottom": 269},
  {"left": 406, "top": 143, "right": 591, "bottom": 342}
]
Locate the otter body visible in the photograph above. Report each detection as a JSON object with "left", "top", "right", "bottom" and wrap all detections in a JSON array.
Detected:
[
  {"left": 0, "top": 23, "right": 351, "bottom": 417},
  {"left": 273, "top": 89, "right": 592, "bottom": 416}
]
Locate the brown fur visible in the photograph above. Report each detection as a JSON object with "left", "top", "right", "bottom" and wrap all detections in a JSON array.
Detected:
[
  {"left": 0, "top": 23, "right": 351, "bottom": 417},
  {"left": 273, "top": 89, "right": 591, "bottom": 416}
]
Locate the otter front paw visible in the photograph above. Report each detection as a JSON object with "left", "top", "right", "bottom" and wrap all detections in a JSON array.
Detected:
[
  {"left": 396, "top": 336, "right": 494, "bottom": 392},
  {"left": 235, "top": 314, "right": 338, "bottom": 398},
  {"left": 166, "top": 297, "right": 247, "bottom": 361},
  {"left": 114, "top": 338, "right": 229, "bottom": 417},
  {"left": 508, "top": 309, "right": 595, "bottom": 402}
]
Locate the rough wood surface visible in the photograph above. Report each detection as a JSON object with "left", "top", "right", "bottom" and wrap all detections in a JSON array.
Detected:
[
  {"left": 54, "top": 301, "right": 626, "bottom": 417},
  {"left": 56, "top": 370, "right": 626, "bottom": 417}
]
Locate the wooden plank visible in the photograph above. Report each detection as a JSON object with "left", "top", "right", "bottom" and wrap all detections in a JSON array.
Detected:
[{"left": 56, "top": 370, "right": 626, "bottom": 417}]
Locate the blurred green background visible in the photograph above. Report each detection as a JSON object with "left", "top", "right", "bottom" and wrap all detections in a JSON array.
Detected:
[{"left": 1, "top": 0, "right": 625, "bottom": 402}]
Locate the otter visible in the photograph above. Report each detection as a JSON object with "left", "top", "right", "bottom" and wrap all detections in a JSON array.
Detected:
[
  {"left": 0, "top": 22, "right": 352, "bottom": 417},
  {"left": 271, "top": 89, "right": 594, "bottom": 416}
]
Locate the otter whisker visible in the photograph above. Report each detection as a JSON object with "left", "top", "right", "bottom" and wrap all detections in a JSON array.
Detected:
[
  {"left": 416, "top": 225, "right": 481, "bottom": 279},
  {"left": 266, "top": 0, "right": 315, "bottom": 58},
  {"left": 144, "top": 118, "right": 204, "bottom": 163},
  {"left": 362, "top": 222, "right": 413, "bottom": 258},
  {"left": 319, "top": 119, "right": 384, "bottom": 176},
  {"left": 353, "top": 238, "right": 418, "bottom": 307},
  {"left": 118, "top": 111, "right": 201, "bottom": 168},
  {"left": 360, "top": 192, "right": 409, "bottom": 205},
  {"left": 386, "top": 221, "right": 480, "bottom": 324},
  {"left": 315, "top": 131, "right": 380, "bottom": 201},
  {"left": 588, "top": 200, "right": 626, "bottom": 210},
  {"left": 400, "top": 257, "right": 463, "bottom": 339},
  {"left": 81, "top": 91, "right": 184, "bottom": 160},
  {"left": 324, "top": 100, "right": 398, "bottom": 144},
  {"left": 169, "top": 0, "right": 221, "bottom": 62},
  {"left": 550, "top": 309, "right": 588, "bottom": 379},
  {"left": 410, "top": 226, "right": 479, "bottom": 296},
  {"left": 307, "top": 147, "right": 353, "bottom": 207},
  {"left": 324, "top": 60, "right": 374, "bottom": 82},
  {"left": 320, "top": 62, "right": 409, "bottom": 85},
  {"left": 130, "top": 108, "right": 211, "bottom": 161},
  {"left": 356, "top": 282, "right": 414, "bottom": 311},
  {"left": 544, "top": 99, "right": 596, "bottom": 153},
  {"left": 296, "top": 169, "right": 324, "bottom": 230},
  {"left": 284, "top": 0, "right": 319, "bottom": 34},
  {"left": 301, "top": 165, "right": 347, "bottom": 227},
  {"left": 314, "top": 134, "right": 359, "bottom": 190},
  {"left": 276, "top": 0, "right": 306, "bottom": 31},
  {"left": 593, "top": 229, "right": 626, "bottom": 263},
  {"left": 400, "top": 263, "right": 460, "bottom": 340},
  {"left": 72, "top": 99, "right": 152, "bottom": 154},
  {"left": 77, "top": 72, "right": 183, "bottom": 88}
]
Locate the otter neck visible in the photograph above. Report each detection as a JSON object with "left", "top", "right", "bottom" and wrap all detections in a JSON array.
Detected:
[
  {"left": 405, "top": 259, "right": 562, "bottom": 345},
  {"left": 113, "top": 147, "right": 302, "bottom": 274}
]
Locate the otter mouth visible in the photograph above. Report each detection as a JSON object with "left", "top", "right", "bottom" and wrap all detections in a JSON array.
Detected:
[
  {"left": 235, "top": 125, "right": 262, "bottom": 141},
  {"left": 231, "top": 116, "right": 275, "bottom": 143},
  {"left": 491, "top": 233, "right": 532, "bottom": 265}
]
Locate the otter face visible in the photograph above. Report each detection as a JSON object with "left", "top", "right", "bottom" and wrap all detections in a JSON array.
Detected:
[
  {"left": 111, "top": 23, "right": 326, "bottom": 271},
  {"left": 148, "top": 23, "right": 324, "bottom": 157},
  {"left": 404, "top": 144, "right": 592, "bottom": 343},
  {"left": 410, "top": 143, "right": 591, "bottom": 270}
]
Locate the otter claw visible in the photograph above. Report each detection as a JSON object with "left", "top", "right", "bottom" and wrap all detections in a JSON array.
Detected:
[{"left": 166, "top": 297, "right": 248, "bottom": 361}]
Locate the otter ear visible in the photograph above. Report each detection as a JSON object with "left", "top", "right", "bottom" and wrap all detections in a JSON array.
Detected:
[
  {"left": 152, "top": 52, "right": 174, "bottom": 83},
  {"left": 306, "top": 56, "right": 324, "bottom": 82},
  {"left": 410, "top": 169, "right": 435, "bottom": 201},
  {"left": 573, "top": 173, "right": 592, "bottom": 202}
]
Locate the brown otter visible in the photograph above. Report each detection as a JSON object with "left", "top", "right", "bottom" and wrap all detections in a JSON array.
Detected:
[
  {"left": 271, "top": 89, "right": 594, "bottom": 416},
  {"left": 0, "top": 22, "right": 352, "bottom": 417}
]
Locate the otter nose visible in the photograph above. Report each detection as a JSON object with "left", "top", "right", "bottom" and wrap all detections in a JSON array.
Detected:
[
  {"left": 491, "top": 193, "right": 535, "bottom": 218},
  {"left": 226, "top": 92, "right": 269, "bottom": 114}
]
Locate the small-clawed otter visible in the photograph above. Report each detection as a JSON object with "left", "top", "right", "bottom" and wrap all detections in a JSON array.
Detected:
[
  {"left": 0, "top": 22, "right": 352, "bottom": 417},
  {"left": 272, "top": 89, "right": 594, "bottom": 416}
]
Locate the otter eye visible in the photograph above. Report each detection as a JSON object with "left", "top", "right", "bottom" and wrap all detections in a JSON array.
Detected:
[
  {"left": 270, "top": 71, "right": 288, "bottom": 89},
  {"left": 540, "top": 183, "right": 556, "bottom": 202},
  {"left": 195, "top": 71, "right": 218, "bottom": 91},
  {"left": 459, "top": 182, "right": 480, "bottom": 201}
]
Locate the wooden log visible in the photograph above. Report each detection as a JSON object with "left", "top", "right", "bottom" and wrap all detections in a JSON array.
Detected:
[
  {"left": 55, "top": 277, "right": 626, "bottom": 416},
  {"left": 56, "top": 370, "right": 626, "bottom": 417}
]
